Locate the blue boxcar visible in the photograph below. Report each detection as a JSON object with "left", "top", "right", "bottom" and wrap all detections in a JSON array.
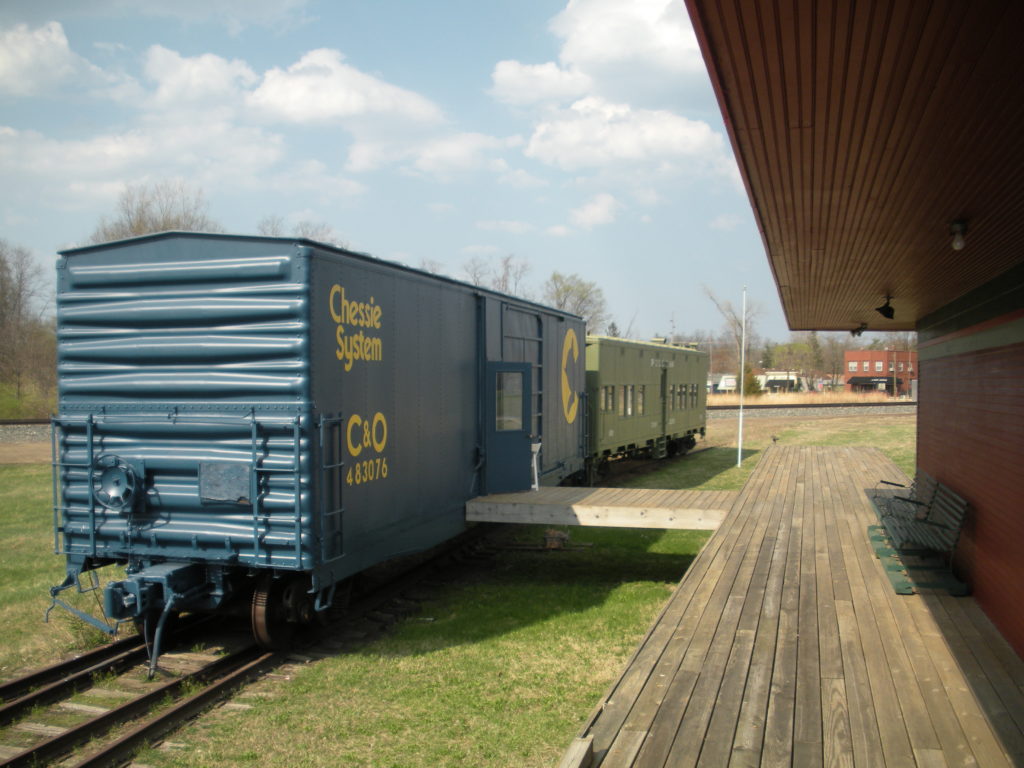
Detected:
[{"left": 50, "top": 232, "right": 586, "bottom": 650}]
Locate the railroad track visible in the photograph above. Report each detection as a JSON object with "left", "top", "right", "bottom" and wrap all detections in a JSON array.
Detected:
[
  {"left": 0, "top": 528, "right": 493, "bottom": 767},
  {"left": 1, "top": 402, "right": 917, "bottom": 428},
  {"left": 707, "top": 400, "right": 916, "bottom": 411}
]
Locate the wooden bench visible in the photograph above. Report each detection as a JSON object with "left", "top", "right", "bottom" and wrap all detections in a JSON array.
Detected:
[
  {"left": 870, "top": 471, "right": 938, "bottom": 545},
  {"left": 869, "top": 471, "right": 969, "bottom": 554},
  {"left": 867, "top": 472, "right": 971, "bottom": 595}
]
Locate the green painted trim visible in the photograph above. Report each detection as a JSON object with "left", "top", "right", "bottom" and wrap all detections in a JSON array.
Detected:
[
  {"left": 918, "top": 261, "right": 1024, "bottom": 343},
  {"left": 919, "top": 316, "right": 1024, "bottom": 361}
]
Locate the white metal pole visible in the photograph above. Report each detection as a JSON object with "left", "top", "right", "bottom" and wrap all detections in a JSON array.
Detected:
[{"left": 738, "top": 286, "right": 746, "bottom": 468}]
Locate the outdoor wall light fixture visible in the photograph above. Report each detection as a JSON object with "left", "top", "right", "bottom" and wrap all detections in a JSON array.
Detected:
[
  {"left": 850, "top": 322, "right": 867, "bottom": 337},
  {"left": 874, "top": 295, "right": 895, "bottom": 319},
  {"left": 950, "top": 219, "right": 968, "bottom": 251}
]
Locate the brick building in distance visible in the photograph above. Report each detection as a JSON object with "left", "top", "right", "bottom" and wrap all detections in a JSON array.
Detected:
[{"left": 843, "top": 349, "right": 918, "bottom": 396}]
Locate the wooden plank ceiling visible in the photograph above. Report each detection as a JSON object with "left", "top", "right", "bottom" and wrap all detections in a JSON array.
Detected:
[{"left": 685, "top": 0, "right": 1024, "bottom": 331}]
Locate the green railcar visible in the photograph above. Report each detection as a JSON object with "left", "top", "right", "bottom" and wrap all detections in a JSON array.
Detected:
[{"left": 585, "top": 336, "right": 708, "bottom": 479}]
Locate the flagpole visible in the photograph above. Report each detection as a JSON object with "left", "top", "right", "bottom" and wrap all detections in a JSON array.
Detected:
[{"left": 738, "top": 286, "right": 746, "bottom": 468}]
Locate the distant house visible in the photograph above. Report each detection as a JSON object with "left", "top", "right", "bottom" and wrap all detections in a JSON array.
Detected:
[
  {"left": 756, "top": 371, "right": 813, "bottom": 393},
  {"left": 843, "top": 350, "right": 918, "bottom": 397},
  {"left": 713, "top": 374, "right": 737, "bottom": 394}
]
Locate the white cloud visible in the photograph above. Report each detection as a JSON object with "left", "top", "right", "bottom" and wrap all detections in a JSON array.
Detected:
[
  {"left": 546, "top": 225, "right": 571, "bottom": 237},
  {"left": 526, "top": 97, "right": 727, "bottom": 172},
  {"left": 570, "top": 193, "right": 618, "bottom": 229},
  {"left": 347, "top": 131, "right": 518, "bottom": 178},
  {"left": 266, "top": 159, "right": 364, "bottom": 198},
  {"left": 144, "top": 45, "right": 257, "bottom": 109},
  {"left": 1, "top": 0, "right": 313, "bottom": 34},
  {"left": 462, "top": 244, "right": 501, "bottom": 255},
  {"left": 632, "top": 188, "right": 661, "bottom": 205},
  {"left": 249, "top": 49, "right": 444, "bottom": 125},
  {"left": 143, "top": 0, "right": 310, "bottom": 33},
  {"left": 710, "top": 213, "right": 742, "bottom": 231},
  {"left": 411, "top": 132, "right": 513, "bottom": 175},
  {"left": 551, "top": 0, "right": 703, "bottom": 79},
  {"left": 0, "top": 22, "right": 92, "bottom": 96},
  {"left": 490, "top": 60, "right": 592, "bottom": 106},
  {"left": 476, "top": 220, "right": 534, "bottom": 234},
  {"left": 499, "top": 168, "right": 548, "bottom": 188}
]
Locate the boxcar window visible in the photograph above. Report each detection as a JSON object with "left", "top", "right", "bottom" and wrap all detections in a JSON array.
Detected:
[
  {"left": 690, "top": 383, "right": 697, "bottom": 408},
  {"left": 626, "top": 384, "right": 634, "bottom": 416},
  {"left": 677, "top": 385, "right": 684, "bottom": 410},
  {"left": 496, "top": 372, "right": 524, "bottom": 431},
  {"left": 618, "top": 385, "right": 626, "bottom": 416},
  {"left": 668, "top": 384, "right": 675, "bottom": 410},
  {"left": 638, "top": 385, "right": 645, "bottom": 415}
]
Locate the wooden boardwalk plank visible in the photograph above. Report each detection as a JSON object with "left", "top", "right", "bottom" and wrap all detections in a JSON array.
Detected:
[{"left": 563, "top": 446, "right": 1022, "bottom": 768}]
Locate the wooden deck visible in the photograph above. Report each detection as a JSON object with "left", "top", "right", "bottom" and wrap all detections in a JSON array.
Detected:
[
  {"left": 562, "top": 445, "right": 1024, "bottom": 768},
  {"left": 467, "top": 487, "right": 737, "bottom": 530}
]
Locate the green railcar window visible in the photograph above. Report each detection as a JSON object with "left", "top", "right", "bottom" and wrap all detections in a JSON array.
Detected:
[
  {"left": 626, "top": 384, "right": 634, "bottom": 416},
  {"left": 638, "top": 385, "right": 645, "bottom": 416},
  {"left": 668, "top": 384, "right": 675, "bottom": 411},
  {"left": 618, "top": 385, "right": 625, "bottom": 416}
]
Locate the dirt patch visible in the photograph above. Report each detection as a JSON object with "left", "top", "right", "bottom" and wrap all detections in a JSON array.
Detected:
[{"left": 0, "top": 442, "right": 50, "bottom": 465}]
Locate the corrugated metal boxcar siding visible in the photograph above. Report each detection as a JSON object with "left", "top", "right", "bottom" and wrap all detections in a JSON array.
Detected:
[{"left": 56, "top": 236, "right": 312, "bottom": 571}]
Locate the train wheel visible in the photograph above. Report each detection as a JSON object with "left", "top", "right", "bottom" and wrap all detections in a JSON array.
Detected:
[{"left": 251, "top": 575, "right": 295, "bottom": 650}]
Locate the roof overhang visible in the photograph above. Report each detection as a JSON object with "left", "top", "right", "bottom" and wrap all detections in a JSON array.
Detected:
[{"left": 685, "top": 0, "right": 1024, "bottom": 332}]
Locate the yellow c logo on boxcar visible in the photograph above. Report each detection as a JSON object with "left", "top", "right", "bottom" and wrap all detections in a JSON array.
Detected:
[{"left": 561, "top": 328, "right": 579, "bottom": 424}]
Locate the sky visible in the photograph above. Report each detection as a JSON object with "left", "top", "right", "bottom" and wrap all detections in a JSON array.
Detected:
[{"left": 0, "top": 0, "right": 792, "bottom": 341}]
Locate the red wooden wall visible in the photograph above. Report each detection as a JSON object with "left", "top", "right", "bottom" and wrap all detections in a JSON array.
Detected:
[{"left": 918, "top": 340, "right": 1024, "bottom": 658}]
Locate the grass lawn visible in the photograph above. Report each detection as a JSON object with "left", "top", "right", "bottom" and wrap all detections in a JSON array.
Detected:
[
  {"left": 0, "top": 465, "right": 117, "bottom": 677},
  {"left": 610, "top": 412, "right": 916, "bottom": 492},
  {"left": 137, "top": 527, "right": 710, "bottom": 768},
  {"left": 1, "top": 410, "right": 915, "bottom": 766}
]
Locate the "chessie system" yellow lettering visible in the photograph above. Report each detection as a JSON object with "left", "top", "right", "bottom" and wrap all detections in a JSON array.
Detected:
[{"left": 329, "top": 284, "right": 384, "bottom": 372}]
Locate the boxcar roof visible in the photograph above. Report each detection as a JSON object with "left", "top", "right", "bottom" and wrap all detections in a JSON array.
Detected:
[{"left": 60, "top": 230, "right": 583, "bottom": 322}]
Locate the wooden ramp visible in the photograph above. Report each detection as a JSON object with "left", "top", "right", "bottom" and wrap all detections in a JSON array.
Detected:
[
  {"left": 466, "top": 487, "right": 737, "bottom": 530},
  {"left": 561, "top": 445, "right": 1024, "bottom": 768}
]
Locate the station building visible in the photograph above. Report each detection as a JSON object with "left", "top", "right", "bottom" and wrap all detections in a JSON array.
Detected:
[{"left": 687, "top": 0, "right": 1024, "bottom": 657}]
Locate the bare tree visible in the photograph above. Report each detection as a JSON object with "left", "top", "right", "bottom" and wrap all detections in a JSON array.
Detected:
[
  {"left": 418, "top": 258, "right": 445, "bottom": 275},
  {"left": 491, "top": 254, "right": 530, "bottom": 296},
  {"left": 462, "top": 256, "right": 490, "bottom": 287},
  {"left": 256, "top": 215, "right": 348, "bottom": 248},
  {"left": 0, "top": 240, "right": 54, "bottom": 400},
  {"left": 257, "top": 214, "right": 286, "bottom": 236},
  {"left": 461, "top": 254, "right": 531, "bottom": 297},
  {"left": 89, "top": 180, "right": 223, "bottom": 243},
  {"left": 542, "top": 271, "right": 609, "bottom": 332},
  {"left": 292, "top": 220, "right": 347, "bottom": 248},
  {"left": 703, "top": 286, "right": 762, "bottom": 372}
]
